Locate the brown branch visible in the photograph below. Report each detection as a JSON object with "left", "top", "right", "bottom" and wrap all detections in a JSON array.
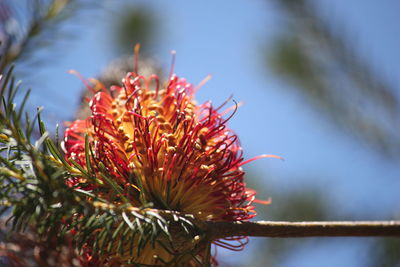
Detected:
[
  {"left": 90, "top": 205, "right": 400, "bottom": 239},
  {"left": 205, "top": 221, "right": 400, "bottom": 240}
]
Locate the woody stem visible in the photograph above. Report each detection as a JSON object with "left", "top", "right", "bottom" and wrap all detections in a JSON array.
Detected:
[{"left": 205, "top": 220, "right": 400, "bottom": 240}]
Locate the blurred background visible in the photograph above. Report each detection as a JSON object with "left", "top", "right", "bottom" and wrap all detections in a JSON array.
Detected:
[{"left": 2, "top": 0, "right": 400, "bottom": 266}]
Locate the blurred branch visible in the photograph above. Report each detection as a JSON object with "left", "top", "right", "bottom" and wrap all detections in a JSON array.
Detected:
[
  {"left": 268, "top": 0, "right": 400, "bottom": 158},
  {"left": 207, "top": 220, "right": 400, "bottom": 239},
  {"left": 274, "top": 0, "right": 398, "bottom": 111},
  {"left": 112, "top": 6, "right": 157, "bottom": 56},
  {"left": 0, "top": 0, "right": 95, "bottom": 73}
]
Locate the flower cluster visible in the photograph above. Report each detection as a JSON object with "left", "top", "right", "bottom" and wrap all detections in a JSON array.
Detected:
[{"left": 63, "top": 51, "right": 272, "bottom": 265}]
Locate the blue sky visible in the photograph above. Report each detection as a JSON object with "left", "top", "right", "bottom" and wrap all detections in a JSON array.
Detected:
[{"left": 19, "top": 1, "right": 400, "bottom": 266}]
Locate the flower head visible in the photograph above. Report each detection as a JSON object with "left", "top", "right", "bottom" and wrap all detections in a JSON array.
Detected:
[{"left": 63, "top": 49, "right": 275, "bottom": 265}]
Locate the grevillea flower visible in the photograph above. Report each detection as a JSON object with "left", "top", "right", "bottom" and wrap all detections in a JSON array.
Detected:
[{"left": 63, "top": 48, "right": 277, "bottom": 266}]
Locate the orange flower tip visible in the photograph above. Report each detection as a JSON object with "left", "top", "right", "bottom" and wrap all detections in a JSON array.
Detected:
[
  {"left": 253, "top": 197, "right": 272, "bottom": 205},
  {"left": 239, "top": 154, "right": 284, "bottom": 167},
  {"left": 262, "top": 154, "right": 284, "bottom": 161},
  {"left": 89, "top": 78, "right": 106, "bottom": 92},
  {"left": 134, "top": 43, "right": 141, "bottom": 73},
  {"left": 134, "top": 43, "right": 141, "bottom": 54},
  {"left": 194, "top": 74, "right": 212, "bottom": 92},
  {"left": 68, "top": 69, "right": 95, "bottom": 92},
  {"left": 67, "top": 69, "right": 78, "bottom": 75},
  {"left": 169, "top": 50, "right": 177, "bottom": 77}
]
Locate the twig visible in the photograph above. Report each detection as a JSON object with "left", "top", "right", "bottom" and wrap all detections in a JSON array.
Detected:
[
  {"left": 91, "top": 204, "right": 400, "bottom": 239},
  {"left": 206, "top": 221, "right": 400, "bottom": 240}
]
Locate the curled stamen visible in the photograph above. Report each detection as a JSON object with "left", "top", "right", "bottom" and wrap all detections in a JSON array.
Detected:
[
  {"left": 127, "top": 111, "right": 146, "bottom": 120},
  {"left": 148, "top": 74, "right": 160, "bottom": 99},
  {"left": 238, "top": 154, "right": 284, "bottom": 167}
]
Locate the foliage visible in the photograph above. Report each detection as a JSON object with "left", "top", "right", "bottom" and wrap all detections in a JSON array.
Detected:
[
  {"left": 0, "top": 66, "right": 205, "bottom": 266},
  {"left": 0, "top": 0, "right": 99, "bottom": 74}
]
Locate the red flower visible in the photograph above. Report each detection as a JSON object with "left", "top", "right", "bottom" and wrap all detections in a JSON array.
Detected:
[{"left": 63, "top": 49, "right": 277, "bottom": 265}]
